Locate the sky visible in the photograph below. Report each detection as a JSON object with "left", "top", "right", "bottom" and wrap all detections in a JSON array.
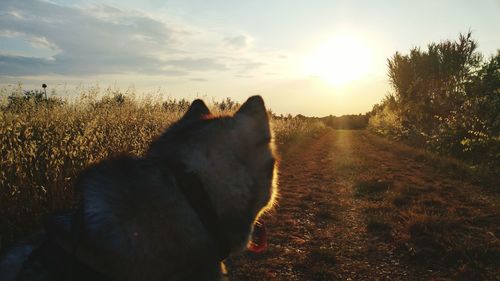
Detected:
[{"left": 0, "top": 0, "right": 499, "bottom": 116}]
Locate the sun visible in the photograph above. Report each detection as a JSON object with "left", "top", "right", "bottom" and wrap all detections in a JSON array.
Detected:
[{"left": 305, "top": 34, "right": 373, "bottom": 86}]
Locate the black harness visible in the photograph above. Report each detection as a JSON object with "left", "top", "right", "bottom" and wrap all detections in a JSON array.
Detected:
[{"left": 168, "top": 161, "right": 231, "bottom": 261}]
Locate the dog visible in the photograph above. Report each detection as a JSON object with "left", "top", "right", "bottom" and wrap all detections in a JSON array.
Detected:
[{"left": 0, "top": 95, "right": 278, "bottom": 281}]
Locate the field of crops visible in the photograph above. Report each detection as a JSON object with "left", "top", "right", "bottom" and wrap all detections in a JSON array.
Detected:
[{"left": 0, "top": 88, "right": 326, "bottom": 252}]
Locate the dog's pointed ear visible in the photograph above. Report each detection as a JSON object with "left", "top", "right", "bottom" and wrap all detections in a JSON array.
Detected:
[
  {"left": 234, "top": 95, "right": 271, "bottom": 143},
  {"left": 181, "top": 99, "right": 210, "bottom": 121},
  {"left": 235, "top": 95, "right": 268, "bottom": 123}
]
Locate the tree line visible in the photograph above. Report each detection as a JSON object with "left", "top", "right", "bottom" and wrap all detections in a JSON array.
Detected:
[{"left": 369, "top": 32, "right": 499, "bottom": 173}]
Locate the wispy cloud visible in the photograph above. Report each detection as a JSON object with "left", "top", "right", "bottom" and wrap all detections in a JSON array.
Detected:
[
  {"left": 164, "top": 58, "right": 227, "bottom": 71},
  {"left": 236, "top": 61, "right": 266, "bottom": 74},
  {"left": 223, "top": 34, "right": 253, "bottom": 50},
  {"left": 190, "top": 78, "right": 208, "bottom": 82},
  {"left": 0, "top": 0, "right": 249, "bottom": 76}
]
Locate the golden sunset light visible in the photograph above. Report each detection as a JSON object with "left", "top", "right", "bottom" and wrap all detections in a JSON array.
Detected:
[
  {"left": 304, "top": 34, "right": 373, "bottom": 87},
  {"left": 1, "top": 1, "right": 499, "bottom": 280}
]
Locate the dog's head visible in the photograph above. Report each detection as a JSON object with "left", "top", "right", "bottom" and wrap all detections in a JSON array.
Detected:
[{"left": 147, "top": 95, "right": 278, "bottom": 251}]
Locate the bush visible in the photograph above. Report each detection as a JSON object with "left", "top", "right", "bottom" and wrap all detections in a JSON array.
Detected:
[{"left": 368, "top": 33, "right": 499, "bottom": 175}]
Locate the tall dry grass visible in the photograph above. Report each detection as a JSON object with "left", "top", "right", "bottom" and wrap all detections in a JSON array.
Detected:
[{"left": 0, "top": 88, "right": 326, "bottom": 251}]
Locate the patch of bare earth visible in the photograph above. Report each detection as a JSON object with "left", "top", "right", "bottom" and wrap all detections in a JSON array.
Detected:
[{"left": 226, "top": 130, "right": 499, "bottom": 281}]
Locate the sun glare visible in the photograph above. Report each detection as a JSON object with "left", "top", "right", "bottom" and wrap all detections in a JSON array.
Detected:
[{"left": 305, "top": 34, "right": 373, "bottom": 86}]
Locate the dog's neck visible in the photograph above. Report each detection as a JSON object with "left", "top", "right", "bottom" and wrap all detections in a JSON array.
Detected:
[{"left": 168, "top": 161, "right": 231, "bottom": 261}]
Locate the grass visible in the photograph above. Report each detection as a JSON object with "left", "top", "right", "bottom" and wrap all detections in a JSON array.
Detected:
[
  {"left": 308, "top": 247, "right": 338, "bottom": 265},
  {"left": 354, "top": 179, "right": 392, "bottom": 200},
  {"left": 0, "top": 88, "right": 327, "bottom": 252},
  {"left": 315, "top": 208, "right": 336, "bottom": 221},
  {"left": 293, "top": 247, "right": 339, "bottom": 281},
  {"left": 367, "top": 131, "right": 500, "bottom": 190},
  {"left": 361, "top": 201, "right": 499, "bottom": 280},
  {"left": 366, "top": 218, "right": 392, "bottom": 237},
  {"left": 354, "top": 179, "right": 499, "bottom": 278},
  {"left": 402, "top": 214, "right": 498, "bottom": 280},
  {"left": 341, "top": 133, "right": 500, "bottom": 280}
]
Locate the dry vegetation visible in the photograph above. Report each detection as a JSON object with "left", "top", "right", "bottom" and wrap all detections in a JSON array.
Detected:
[
  {"left": 351, "top": 133, "right": 500, "bottom": 280},
  {"left": 0, "top": 87, "right": 326, "bottom": 252}
]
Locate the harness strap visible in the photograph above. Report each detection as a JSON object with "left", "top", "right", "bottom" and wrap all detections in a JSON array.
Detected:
[{"left": 169, "top": 162, "right": 231, "bottom": 261}]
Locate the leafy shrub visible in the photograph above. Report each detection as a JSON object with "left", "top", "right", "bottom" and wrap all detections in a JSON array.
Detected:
[{"left": 368, "top": 33, "right": 499, "bottom": 177}]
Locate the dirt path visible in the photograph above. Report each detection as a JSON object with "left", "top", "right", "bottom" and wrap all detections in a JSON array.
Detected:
[{"left": 226, "top": 129, "right": 499, "bottom": 281}]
